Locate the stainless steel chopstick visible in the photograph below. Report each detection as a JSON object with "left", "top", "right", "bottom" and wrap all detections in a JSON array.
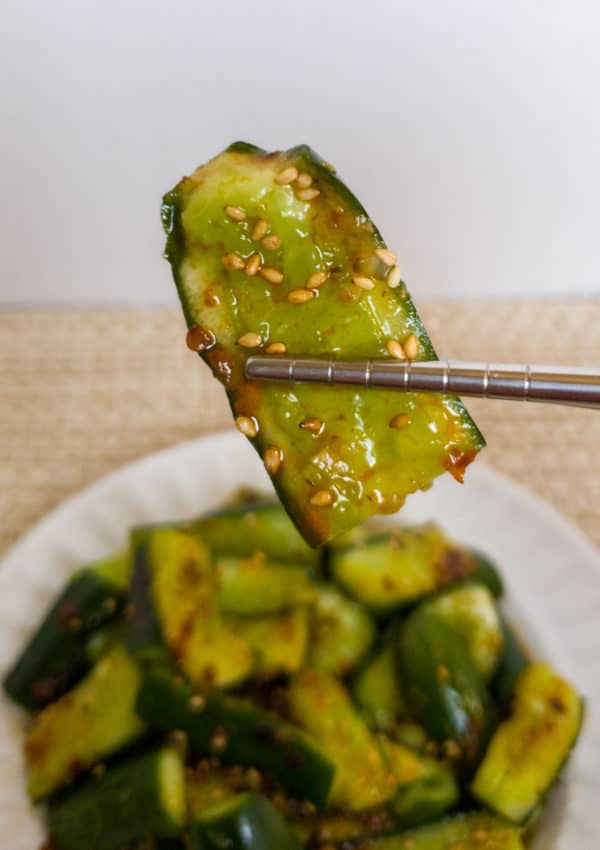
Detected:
[{"left": 245, "top": 357, "right": 600, "bottom": 410}]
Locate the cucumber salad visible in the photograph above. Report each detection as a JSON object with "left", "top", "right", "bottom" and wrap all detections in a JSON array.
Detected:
[{"left": 4, "top": 496, "right": 582, "bottom": 850}]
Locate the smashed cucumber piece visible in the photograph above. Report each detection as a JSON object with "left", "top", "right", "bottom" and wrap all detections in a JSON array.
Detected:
[{"left": 163, "top": 143, "right": 484, "bottom": 545}]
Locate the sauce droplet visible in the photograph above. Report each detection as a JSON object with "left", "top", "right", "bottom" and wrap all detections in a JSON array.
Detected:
[{"left": 186, "top": 326, "right": 216, "bottom": 352}]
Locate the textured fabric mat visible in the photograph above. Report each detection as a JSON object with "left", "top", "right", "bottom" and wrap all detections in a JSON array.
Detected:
[{"left": 1, "top": 301, "right": 599, "bottom": 557}]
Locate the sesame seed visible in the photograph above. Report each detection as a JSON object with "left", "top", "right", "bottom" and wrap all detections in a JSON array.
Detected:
[
  {"left": 390, "top": 414, "right": 411, "bottom": 430},
  {"left": 251, "top": 218, "right": 269, "bottom": 240},
  {"left": 375, "top": 247, "right": 397, "bottom": 266},
  {"left": 261, "top": 234, "right": 281, "bottom": 251},
  {"left": 275, "top": 166, "right": 298, "bottom": 185},
  {"left": 260, "top": 266, "right": 284, "bottom": 284},
  {"left": 352, "top": 275, "right": 375, "bottom": 291},
  {"left": 237, "top": 332, "right": 262, "bottom": 349},
  {"left": 473, "top": 830, "right": 489, "bottom": 842},
  {"left": 235, "top": 415, "right": 258, "bottom": 438},
  {"left": 288, "top": 288, "right": 315, "bottom": 304},
  {"left": 295, "top": 172, "right": 313, "bottom": 188},
  {"left": 320, "top": 160, "right": 336, "bottom": 173},
  {"left": 386, "top": 339, "right": 406, "bottom": 360},
  {"left": 306, "top": 271, "right": 328, "bottom": 289},
  {"left": 300, "top": 417, "right": 324, "bottom": 433},
  {"left": 310, "top": 489, "right": 334, "bottom": 507},
  {"left": 222, "top": 252, "right": 245, "bottom": 271},
  {"left": 263, "top": 446, "right": 283, "bottom": 475},
  {"left": 265, "top": 342, "right": 287, "bottom": 354},
  {"left": 296, "top": 187, "right": 320, "bottom": 201},
  {"left": 387, "top": 265, "right": 402, "bottom": 288},
  {"left": 245, "top": 253, "right": 261, "bottom": 277},
  {"left": 224, "top": 205, "right": 246, "bottom": 221},
  {"left": 404, "top": 333, "right": 419, "bottom": 360}
]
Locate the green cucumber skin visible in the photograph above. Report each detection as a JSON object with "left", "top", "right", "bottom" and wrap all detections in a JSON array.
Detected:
[
  {"left": 390, "top": 760, "right": 460, "bottom": 828},
  {"left": 136, "top": 666, "right": 335, "bottom": 809},
  {"left": 469, "top": 551, "right": 504, "bottom": 598},
  {"left": 353, "top": 812, "right": 524, "bottom": 850},
  {"left": 492, "top": 619, "right": 530, "bottom": 710},
  {"left": 48, "top": 748, "right": 184, "bottom": 850},
  {"left": 190, "top": 792, "right": 302, "bottom": 850},
  {"left": 126, "top": 543, "right": 168, "bottom": 663},
  {"left": 398, "top": 611, "right": 494, "bottom": 769},
  {"left": 3, "top": 571, "right": 124, "bottom": 709}
]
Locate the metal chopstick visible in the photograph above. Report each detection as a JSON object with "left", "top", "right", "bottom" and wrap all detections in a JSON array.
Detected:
[{"left": 245, "top": 357, "right": 600, "bottom": 410}]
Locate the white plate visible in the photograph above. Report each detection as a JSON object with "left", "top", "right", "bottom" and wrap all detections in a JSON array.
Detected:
[{"left": 0, "top": 431, "right": 598, "bottom": 848}]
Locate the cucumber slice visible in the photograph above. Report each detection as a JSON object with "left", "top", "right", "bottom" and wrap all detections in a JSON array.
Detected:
[
  {"left": 308, "top": 584, "right": 375, "bottom": 676},
  {"left": 190, "top": 501, "right": 320, "bottom": 566},
  {"left": 190, "top": 792, "right": 302, "bottom": 850},
  {"left": 129, "top": 529, "right": 254, "bottom": 689},
  {"left": 26, "top": 644, "right": 145, "bottom": 801},
  {"left": 354, "top": 813, "right": 524, "bottom": 850},
  {"left": 398, "top": 609, "right": 494, "bottom": 769},
  {"left": 329, "top": 526, "right": 476, "bottom": 613},
  {"left": 136, "top": 666, "right": 335, "bottom": 809},
  {"left": 352, "top": 641, "right": 408, "bottom": 731},
  {"left": 226, "top": 608, "right": 309, "bottom": 677},
  {"left": 492, "top": 618, "right": 530, "bottom": 711},
  {"left": 420, "top": 584, "right": 504, "bottom": 680},
  {"left": 163, "top": 143, "right": 484, "bottom": 545},
  {"left": 216, "top": 554, "right": 316, "bottom": 615},
  {"left": 48, "top": 747, "right": 185, "bottom": 850},
  {"left": 3, "top": 550, "right": 130, "bottom": 708},
  {"left": 286, "top": 668, "right": 396, "bottom": 810},
  {"left": 471, "top": 662, "right": 584, "bottom": 824},
  {"left": 388, "top": 754, "right": 460, "bottom": 827}
]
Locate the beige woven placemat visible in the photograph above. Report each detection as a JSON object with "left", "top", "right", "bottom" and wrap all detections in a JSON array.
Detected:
[{"left": 1, "top": 301, "right": 600, "bottom": 557}]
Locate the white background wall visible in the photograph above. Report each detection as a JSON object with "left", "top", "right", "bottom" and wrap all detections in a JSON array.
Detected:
[{"left": 1, "top": 0, "right": 599, "bottom": 304}]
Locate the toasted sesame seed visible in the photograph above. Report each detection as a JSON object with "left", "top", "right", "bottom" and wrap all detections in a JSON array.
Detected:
[
  {"left": 320, "top": 160, "right": 336, "bottom": 173},
  {"left": 386, "top": 339, "right": 406, "bottom": 360},
  {"left": 210, "top": 728, "right": 228, "bottom": 752},
  {"left": 245, "top": 253, "right": 261, "bottom": 276},
  {"left": 288, "top": 288, "right": 315, "bottom": 304},
  {"left": 251, "top": 218, "right": 269, "bottom": 240},
  {"left": 261, "top": 234, "right": 281, "bottom": 251},
  {"left": 225, "top": 205, "right": 246, "bottom": 221},
  {"left": 235, "top": 415, "right": 258, "bottom": 438},
  {"left": 375, "top": 247, "right": 397, "bottom": 266},
  {"left": 306, "top": 271, "right": 328, "bottom": 289},
  {"left": 404, "top": 333, "right": 419, "bottom": 360},
  {"left": 387, "top": 265, "right": 402, "bottom": 288},
  {"left": 300, "top": 417, "right": 324, "bottom": 433},
  {"left": 222, "top": 252, "right": 245, "bottom": 271},
  {"left": 472, "top": 829, "right": 489, "bottom": 842},
  {"left": 296, "top": 187, "right": 320, "bottom": 201},
  {"left": 310, "top": 489, "right": 335, "bottom": 507},
  {"left": 265, "top": 342, "right": 287, "bottom": 354},
  {"left": 263, "top": 446, "right": 283, "bottom": 475},
  {"left": 352, "top": 275, "right": 375, "bottom": 291},
  {"left": 237, "top": 332, "right": 262, "bottom": 349},
  {"left": 189, "top": 694, "right": 206, "bottom": 712},
  {"left": 260, "top": 266, "right": 284, "bottom": 284},
  {"left": 390, "top": 414, "right": 411, "bottom": 430},
  {"left": 444, "top": 739, "right": 462, "bottom": 759},
  {"left": 275, "top": 166, "right": 298, "bottom": 185},
  {"left": 295, "top": 172, "right": 313, "bottom": 188}
]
